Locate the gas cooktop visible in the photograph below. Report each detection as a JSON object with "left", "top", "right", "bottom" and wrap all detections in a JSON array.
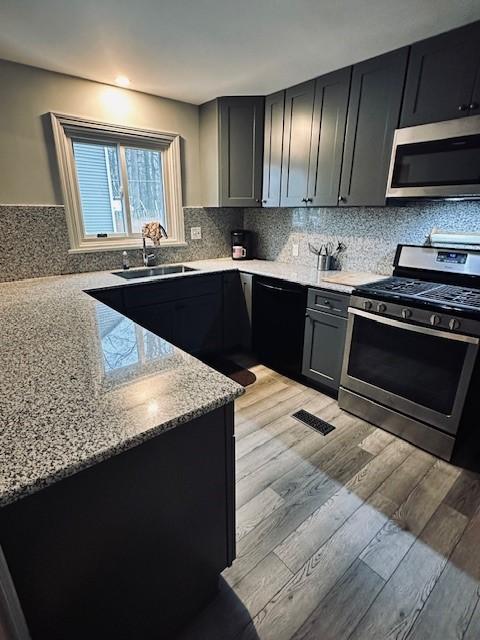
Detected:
[{"left": 357, "top": 277, "right": 480, "bottom": 312}]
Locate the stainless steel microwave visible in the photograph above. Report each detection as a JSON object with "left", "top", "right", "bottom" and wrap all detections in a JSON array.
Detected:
[{"left": 386, "top": 115, "right": 480, "bottom": 199}]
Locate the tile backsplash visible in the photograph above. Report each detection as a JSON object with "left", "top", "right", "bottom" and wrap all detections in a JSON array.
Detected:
[
  {"left": 2, "top": 200, "right": 480, "bottom": 282},
  {"left": 0, "top": 205, "right": 242, "bottom": 282},
  {"left": 244, "top": 202, "right": 480, "bottom": 274}
]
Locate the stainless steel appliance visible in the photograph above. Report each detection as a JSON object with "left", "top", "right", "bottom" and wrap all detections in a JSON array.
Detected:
[
  {"left": 339, "top": 245, "right": 480, "bottom": 462},
  {"left": 386, "top": 115, "right": 480, "bottom": 200}
]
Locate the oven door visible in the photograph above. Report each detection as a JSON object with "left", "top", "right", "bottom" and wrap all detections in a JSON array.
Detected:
[{"left": 341, "top": 308, "right": 479, "bottom": 435}]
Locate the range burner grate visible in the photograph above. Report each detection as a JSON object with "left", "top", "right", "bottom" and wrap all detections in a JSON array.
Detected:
[{"left": 419, "top": 285, "right": 480, "bottom": 309}]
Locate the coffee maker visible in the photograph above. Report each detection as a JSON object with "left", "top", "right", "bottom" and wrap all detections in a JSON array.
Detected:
[{"left": 231, "top": 230, "right": 254, "bottom": 260}]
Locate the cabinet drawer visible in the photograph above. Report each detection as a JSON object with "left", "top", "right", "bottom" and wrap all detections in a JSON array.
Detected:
[
  {"left": 124, "top": 274, "right": 222, "bottom": 309},
  {"left": 307, "top": 288, "right": 349, "bottom": 317}
]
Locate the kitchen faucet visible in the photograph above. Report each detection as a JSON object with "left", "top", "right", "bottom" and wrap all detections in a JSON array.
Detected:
[{"left": 142, "top": 223, "right": 168, "bottom": 267}]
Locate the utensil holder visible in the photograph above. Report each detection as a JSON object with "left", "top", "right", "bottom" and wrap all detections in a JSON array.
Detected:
[{"left": 318, "top": 255, "right": 333, "bottom": 271}]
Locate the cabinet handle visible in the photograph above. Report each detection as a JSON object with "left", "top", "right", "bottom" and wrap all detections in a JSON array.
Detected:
[
  {"left": 301, "top": 197, "right": 307, "bottom": 203},
  {"left": 255, "top": 199, "right": 261, "bottom": 203},
  {"left": 469, "top": 103, "right": 479, "bottom": 111},
  {"left": 458, "top": 104, "right": 468, "bottom": 111},
  {"left": 338, "top": 196, "right": 346, "bottom": 203},
  {"left": 306, "top": 197, "right": 313, "bottom": 203},
  {"left": 262, "top": 199, "right": 267, "bottom": 204}
]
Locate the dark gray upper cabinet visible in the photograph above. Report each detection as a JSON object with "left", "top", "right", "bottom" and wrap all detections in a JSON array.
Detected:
[
  {"left": 307, "top": 67, "right": 351, "bottom": 206},
  {"left": 262, "top": 91, "right": 285, "bottom": 207},
  {"left": 200, "top": 96, "right": 264, "bottom": 207},
  {"left": 339, "top": 48, "right": 408, "bottom": 207},
  {"left": 280, "top": 80, "right": 315, "bottom": 207},
  {"left": 401, "top": 21, "right": 480, "bottom": 127}
]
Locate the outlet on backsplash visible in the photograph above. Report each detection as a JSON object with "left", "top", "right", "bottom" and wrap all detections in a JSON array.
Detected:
[
  {"left": 292, "top": 243, "right": 299, "bottom": 257},
  {"left": 190, "top": 227, "right": 202, "bottom": 240}
]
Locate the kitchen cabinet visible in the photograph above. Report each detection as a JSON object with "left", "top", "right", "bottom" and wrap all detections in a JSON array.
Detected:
[
  {"left": 175, "top": 292, "right": 222, "bottom": 355},
  {"left": 122, "top": 274, "right": 223, "bottom": 356},
  {"left": 307, "top": 67, "right": 351, "bottom": 206},
  {"left": 262, "top": 90, "right": 285, "bottom": 207},
  {"left": 0, "top": 404, "right": 235, "bottom": 640},
  {"left": 302, "top": 289, "right": 348, "bottom": 391},
  {"left": 401, "top": 21, "right": 480, "bottom": 127},
  {"left": 223, "top": 271, "right": 252, "bottom": 351},
  {"left": 339, "top": 48, "right": 408, "bottom": 207},
  {"left": 280, "top": 80, "right": 315, "bottom": 207},
  {"left": 200, "top": 96, "right": 265, "bottom": 207}
]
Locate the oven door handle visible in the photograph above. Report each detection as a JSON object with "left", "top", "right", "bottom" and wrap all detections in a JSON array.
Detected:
[{"left": 348, "top": 307, "right": 480, "bottom": 345}]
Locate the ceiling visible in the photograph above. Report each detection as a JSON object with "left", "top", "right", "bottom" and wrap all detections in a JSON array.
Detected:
[{"left": 1, "top": 0, "right": 480, "bottom": 105}]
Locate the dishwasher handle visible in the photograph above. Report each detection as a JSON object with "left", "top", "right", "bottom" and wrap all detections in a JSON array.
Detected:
[{"left": 255, "top": 280, "right": 305, "bottom": 296}]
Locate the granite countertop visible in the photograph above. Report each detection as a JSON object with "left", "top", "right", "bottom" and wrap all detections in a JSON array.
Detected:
[{"left": 0, "top": 258, "right": 384, "bottom": 508}]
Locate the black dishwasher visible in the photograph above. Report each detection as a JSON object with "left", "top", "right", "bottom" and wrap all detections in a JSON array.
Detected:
[{"left": 252, "top": 276, "right": 307, "bottom": 378}]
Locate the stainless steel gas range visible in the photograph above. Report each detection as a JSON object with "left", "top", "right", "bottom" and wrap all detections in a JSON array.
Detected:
[{"left": 339, "top": 244, "right": 480, "bottom": 463}]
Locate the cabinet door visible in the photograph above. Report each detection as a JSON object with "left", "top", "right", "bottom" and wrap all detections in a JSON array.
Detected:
[
  {"left": 219, "top": 96, "right": 265, "bottom": 207},
  {"left": 339, "top": 48, "right": 408, "bottom": 207},
  {"left": 302, "top": 309, "right": 347, "bottom": 391},
  {"left": 307, "top": 67, "right": 351, "bottom": 206},
  {"left": 262, "top": 91, "right": 285, "bottom": 207},
  {"left": 223, "top": 272, "right": 251, "bottom": 351},
  {"left": 175, "top": 293, "right": 223, "bottom": 355},
  {"left": 126, "top": 301, "right": 177, "bottom": 344},
  {"left": 469, "top": 64, "right": 480, "bottom": 116},
  {"left": 401, "top": 22, "right": 480, "bottom": 127},
  {"left": 280, "top": 80, "right": 315, "bottom": 207}
]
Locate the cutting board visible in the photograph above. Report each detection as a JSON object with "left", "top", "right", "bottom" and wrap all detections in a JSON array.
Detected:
[{"left": 320, "top": 272, "right": 385, "bottom": 287}]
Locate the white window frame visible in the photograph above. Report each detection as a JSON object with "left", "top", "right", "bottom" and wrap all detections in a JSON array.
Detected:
[{"left": 50, "top": 112, "right": 185, "bottom": 253}]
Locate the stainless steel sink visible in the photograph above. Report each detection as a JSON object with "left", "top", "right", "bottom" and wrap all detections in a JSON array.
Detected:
[{"left": 112, "top": 265, "right": 197, "bottom": 279}]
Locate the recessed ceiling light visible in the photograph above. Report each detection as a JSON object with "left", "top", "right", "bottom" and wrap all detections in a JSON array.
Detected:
[{"left": 115, "top": 75, "right": 130, "bottom": 87}]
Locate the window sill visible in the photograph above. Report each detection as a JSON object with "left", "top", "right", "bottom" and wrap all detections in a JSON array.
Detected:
[{"left": 68, "top": 240, "right": 188, "bottom": 255}]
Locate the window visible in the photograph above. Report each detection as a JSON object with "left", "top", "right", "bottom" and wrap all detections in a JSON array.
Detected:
[{"left": 51, "top": 113, "right": 184, "bottom": 252}]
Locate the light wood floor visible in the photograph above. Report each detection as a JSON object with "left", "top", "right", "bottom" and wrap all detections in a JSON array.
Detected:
[{"left": 179, "top": 365, "right": 480, "bottom": 640}]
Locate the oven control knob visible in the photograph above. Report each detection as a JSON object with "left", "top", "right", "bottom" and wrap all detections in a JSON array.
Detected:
[
  {"left": 401, "top": 308, "right": 412, "bottom": 319},
  {"left": 377, "top": 303, "right": 387, "bottom": 313},
  {"left": 430, "top": 314, "right": 441, "bottom": 326},
  {"left": 449, "top": 318, "right": 461, "bottom": 331},
  {"left": 363, "top": 300, "right": 372, "bottom": 310}
]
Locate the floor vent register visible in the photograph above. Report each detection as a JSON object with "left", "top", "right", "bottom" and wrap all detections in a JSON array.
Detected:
[{"left": 291, "top": 410, "right": 336, "bottom": 436}]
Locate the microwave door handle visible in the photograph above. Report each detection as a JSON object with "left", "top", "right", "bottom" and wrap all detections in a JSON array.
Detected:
[{"left": 348, "top": 307, "right": 479, "bottom": 345}]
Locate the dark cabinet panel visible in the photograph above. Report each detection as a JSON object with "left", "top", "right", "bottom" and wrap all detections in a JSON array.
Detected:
[
  {"left": 308, "top": 67, "right": 351, "bottom": 206},
  {"left": 401, "top": 22, "right": 480, "bottom": 127},
  {"left": 175, "top": 293, "right": 223, "bottom": 356},
  {"left": 339, "top": 48, "right": 408, "bottom": 207},
  {"left": 262, "top": 91, "right": 285, "bottom": 207},
  {"left": 302, "top": 308, "right": 347, "bottom": 391},
  {"left": 127, "top": 301, "right": 177, "bottom": 345},
  {"left": 280, "top": 80, "right": 315, "bottom": 207},
  {"left": 219, "top": 96, "right": 265, "bottom": 206},
  {"left": 223, "top": 272, "right": 251, "bottom": 351}
]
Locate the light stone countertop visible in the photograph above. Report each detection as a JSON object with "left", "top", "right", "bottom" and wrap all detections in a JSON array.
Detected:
[{"left": 0, "top": 258, "right": 385, "bottom": 507}]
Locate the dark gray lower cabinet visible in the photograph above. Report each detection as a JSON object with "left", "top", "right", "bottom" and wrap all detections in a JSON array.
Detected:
[
  {"left": 302, "top": 290, "right": 348, "bottom": 391},
  {"left": 176, "top": 292, "right": 222, "bottom": 355},
  {"left": 0, "top": 405, "right": 235, "bottom": 640}
]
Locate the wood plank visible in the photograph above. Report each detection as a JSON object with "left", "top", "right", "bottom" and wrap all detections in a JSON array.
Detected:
[
  {"left": 270, "top": 410, "right": 374, "bottom": 500},
  {"left": 227, "top": 440, "right": 408, "bottom": 588},
  {"left": 348, "top": 504, "right": 468, "bottom": 640},
  {"left": 275, "top": 443, "right": 423, "bottom": 573},
  {"left": 178, "top": 554, "right": 292, "bottom": 640},
  {"left": 407, "top": 509, "right": 480, "bottom": 640},
  {"left": 238, "top": 493, "right": 398, "bottom": 640},
  {"left": 236, "top": 402, "right": 355, "bottom": 508},
  {"left": 358, "top": 429, "right": 395, "bottom": 455},
  {"left": 290, "top": 559, "right": 385, "bottom": 640},
  {"left": 443, "top": 469, "right": 480, "bottom": 518},
  {"left": 236, "top": 488, "right": 285, "bottom": 541},
  {"left": 235, "top": 378, "right": 288, "bottom": 410},
  {"left": 236, "top": 389, "right": 324, "bottom": 439},
  {"left": 235, "top": 387, "right": 315, "bottom": 433},
  {"left": 464, "top": 600, "right": 480, "bottom": 640},
  {"left": 235, "top": 393, "right": 332, "bottom": 459},
  {"left": 360, "top": 459, "right": 461, "bottom": 580}
]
